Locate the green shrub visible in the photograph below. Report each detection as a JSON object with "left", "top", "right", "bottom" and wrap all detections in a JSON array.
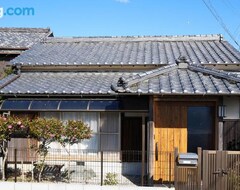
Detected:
[{"left": 104, "top": 172, "right": 118, "bottom": 185}]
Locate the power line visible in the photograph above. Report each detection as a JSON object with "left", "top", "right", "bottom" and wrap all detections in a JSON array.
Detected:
[{"left": 201, "top": 0, "right": 240, "bottom": 49}]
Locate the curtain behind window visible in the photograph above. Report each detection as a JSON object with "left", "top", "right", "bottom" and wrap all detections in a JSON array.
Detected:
[
  {"left": 40, "top": 112, "right": 99, "bottom": 150},
  {"left": 62, "top": 112, "right": 99, "bottom": 150},
  {"left": 40, "top": 112, "right": 120, "bottom": 152},
  {"left": 100, "top": 112, "right": 120, "bottom": 151}
]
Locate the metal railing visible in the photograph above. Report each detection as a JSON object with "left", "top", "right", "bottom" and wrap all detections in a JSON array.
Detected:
[{"left": 0, "top": 148, "right": 174, "bottom": 186}]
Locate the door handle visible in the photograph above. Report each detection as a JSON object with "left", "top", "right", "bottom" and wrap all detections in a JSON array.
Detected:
[
  {"left": 213, "top": 169, "right": 221, "bottom": 175},
  {"left": 213, "top": 169, "right": 228, "bottom": 177},
  {"left": 155, "top": 142, "right": 158, "bottom": 161},
  {"left": 222, "top": 169, "right": 228, "bottom": 176}
]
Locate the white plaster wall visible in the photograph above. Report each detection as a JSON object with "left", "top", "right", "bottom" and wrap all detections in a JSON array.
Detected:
[{"left": 223, "top": 96, "right": 240, "bottom": 119}]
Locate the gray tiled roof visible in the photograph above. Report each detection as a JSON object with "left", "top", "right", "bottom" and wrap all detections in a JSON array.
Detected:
[
  {"left": 0, "top": 72, "right": 136, "bottom": 95},
  {"left": 0, "top": 74, "right": 20, "bottom": 88},
  {"left": 111, "top": 64, "right": 240, "bottom": 95},
  {"left": 0, "top": 27, "right": 52, "bottom": 51},
  {"left": 11, "top": 35, "right": 240, "bottom": 66},
  {"left": 1, "top": 64, "right": 240, "bottom": 96}
]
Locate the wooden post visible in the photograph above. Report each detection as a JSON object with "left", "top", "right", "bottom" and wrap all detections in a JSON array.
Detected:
[
  {"left": 147, "top": 96, "right": 154, "bottom": 186},
  {"left": 141, "top": 115, "right": 146, "bottom": 186},
  {"left": 218, "top": 122, "right": 223, "bottom": 150},
  {"left": 197, "top": 147, "right": 202, "bottom": 190},
  {"left": 202, "top": 150, "right": 207, "bottom": 190},
  {"left": 147, "top": 121, "right": 154, "bottom": 186}
]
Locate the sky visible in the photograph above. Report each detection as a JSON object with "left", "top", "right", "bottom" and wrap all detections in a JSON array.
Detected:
[{"left": 0, "top": 0, "right": 240, "bottom": 49}]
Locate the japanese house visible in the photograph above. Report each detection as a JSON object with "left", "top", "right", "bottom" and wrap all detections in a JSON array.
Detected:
[{"left": 0, "top": 34, "right": 240, "bottom": 183}]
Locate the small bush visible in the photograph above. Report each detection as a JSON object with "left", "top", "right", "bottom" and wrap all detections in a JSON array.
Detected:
[
  {"left": 6, "top": 167, "right": 21, "bottom": 179},
  {"left": 104, "top": 172, "right": 118, "bottom": 185}
]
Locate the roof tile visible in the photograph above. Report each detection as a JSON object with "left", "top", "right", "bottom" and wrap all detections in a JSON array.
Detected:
[
  {"left": 11, "top": 35, "right": 240, "bottom": 66},
  {"left": 0, "top": 27, "right": 52, "bottom": 50}
]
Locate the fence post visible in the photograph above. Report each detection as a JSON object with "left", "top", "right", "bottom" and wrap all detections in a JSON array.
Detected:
[
  {"left": 100, "top": 151, "right": 103, "bottom": 186},
  {"left": 174, "top": 147, "right": 178, "bottom": 189},
  {"left": 14, "top": 148, "right": 17, "bottom": 183},
  {"left": 31, "top": 161, "right": 34, "bottom": 181},
  {"left": 197, "top": 147, "right": 202, "bottom": 190},
  {"left": 21, "top": 160, "right": 24, "bottom": 181}
]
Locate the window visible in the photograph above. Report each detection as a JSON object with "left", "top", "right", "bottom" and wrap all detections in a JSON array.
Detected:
[
  {"left": 31, "top": 100, "right": 60, "bottom": 110},
  {"left": 39, "top": 112, "right": 120, "bottom": 152},
  {"left": 100, "top": 112, "right": 120, "bottom": 151},
  {"left": 187, "top": 106, "right": 214, "bottom": 152},
  {"left": 61, "top": 112, "right": 99, "bottom": 150},
  {"left": 89, "top": 100, "right": 119, "bottom": 110},
  {"left": 59, "top": 100, "right": 88, "bottom": 110},
  {"left": 1, "top": 100, "right": 31, "bottom": 110}
]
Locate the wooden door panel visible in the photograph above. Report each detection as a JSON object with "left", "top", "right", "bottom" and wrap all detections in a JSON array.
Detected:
[{"left": 154, "top": 102, "right": 188, "bottom": 182}]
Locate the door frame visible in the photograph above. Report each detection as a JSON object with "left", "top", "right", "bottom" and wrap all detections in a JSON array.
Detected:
[{"left": 121, "top": 112, "right": 148, "bottom": 186}]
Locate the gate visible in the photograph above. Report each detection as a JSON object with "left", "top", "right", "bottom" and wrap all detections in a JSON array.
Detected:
[{"left": 203, "top": 150, "right": 240, "bottom": 190}]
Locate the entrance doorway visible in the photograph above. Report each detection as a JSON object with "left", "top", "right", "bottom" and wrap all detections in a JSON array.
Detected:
[
  {"left": 121, "top": 117, "right": 142, "bottom": 151},
  {"left": 121, "top": 115, "right": 147, "bottom": 161},
  {"left": 153, "top": 101, "right": 216, "bottom": 183}
]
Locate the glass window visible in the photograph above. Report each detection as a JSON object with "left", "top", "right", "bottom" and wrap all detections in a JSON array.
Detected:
[
  {"left": 89, "top": 100, "right": 119, "bottom": 110},
  {"left": 40, "top": 111, "right": 120, "bottom": 152},
  {"left": 100, "top": 134, "right": 119, "bottom": 151},
  {"left": 40, "top": 112, "right": 60, "bottom": 119},
  {"left": 59, "top": 100, "right": 89, "bottom": 110},
  {"left": 100, "top": 112, "right": 120, "bottom": 133},
  {"left": 1, "top": 100, "right": 31, "bottom": 110},
  {"left": 187, "top": 106, "right": 214, "bottom": 152},
  {"left": 30, "top": 100, "right": 60, "bottom": 110},
  {"left": 61, "top": 112, "right": 100, "bottom": 150},
  {"left": 100, "top": 112, "right": 120, "bottom": 151},
  {"left": 61, "top": 112, "right": 99, "bottom": 133}
]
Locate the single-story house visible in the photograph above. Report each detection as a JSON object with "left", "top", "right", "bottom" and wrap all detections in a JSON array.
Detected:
[
  {"left": 0, "top": 34, "right": 240, "bottom": 184},
  {"left": 0, "top": 27, "right": 53, "bottom": 78}
]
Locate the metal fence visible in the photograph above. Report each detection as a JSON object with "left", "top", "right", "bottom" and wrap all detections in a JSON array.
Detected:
[{"left": 0, "top": 148, "right": 174, "bottom": 186}]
